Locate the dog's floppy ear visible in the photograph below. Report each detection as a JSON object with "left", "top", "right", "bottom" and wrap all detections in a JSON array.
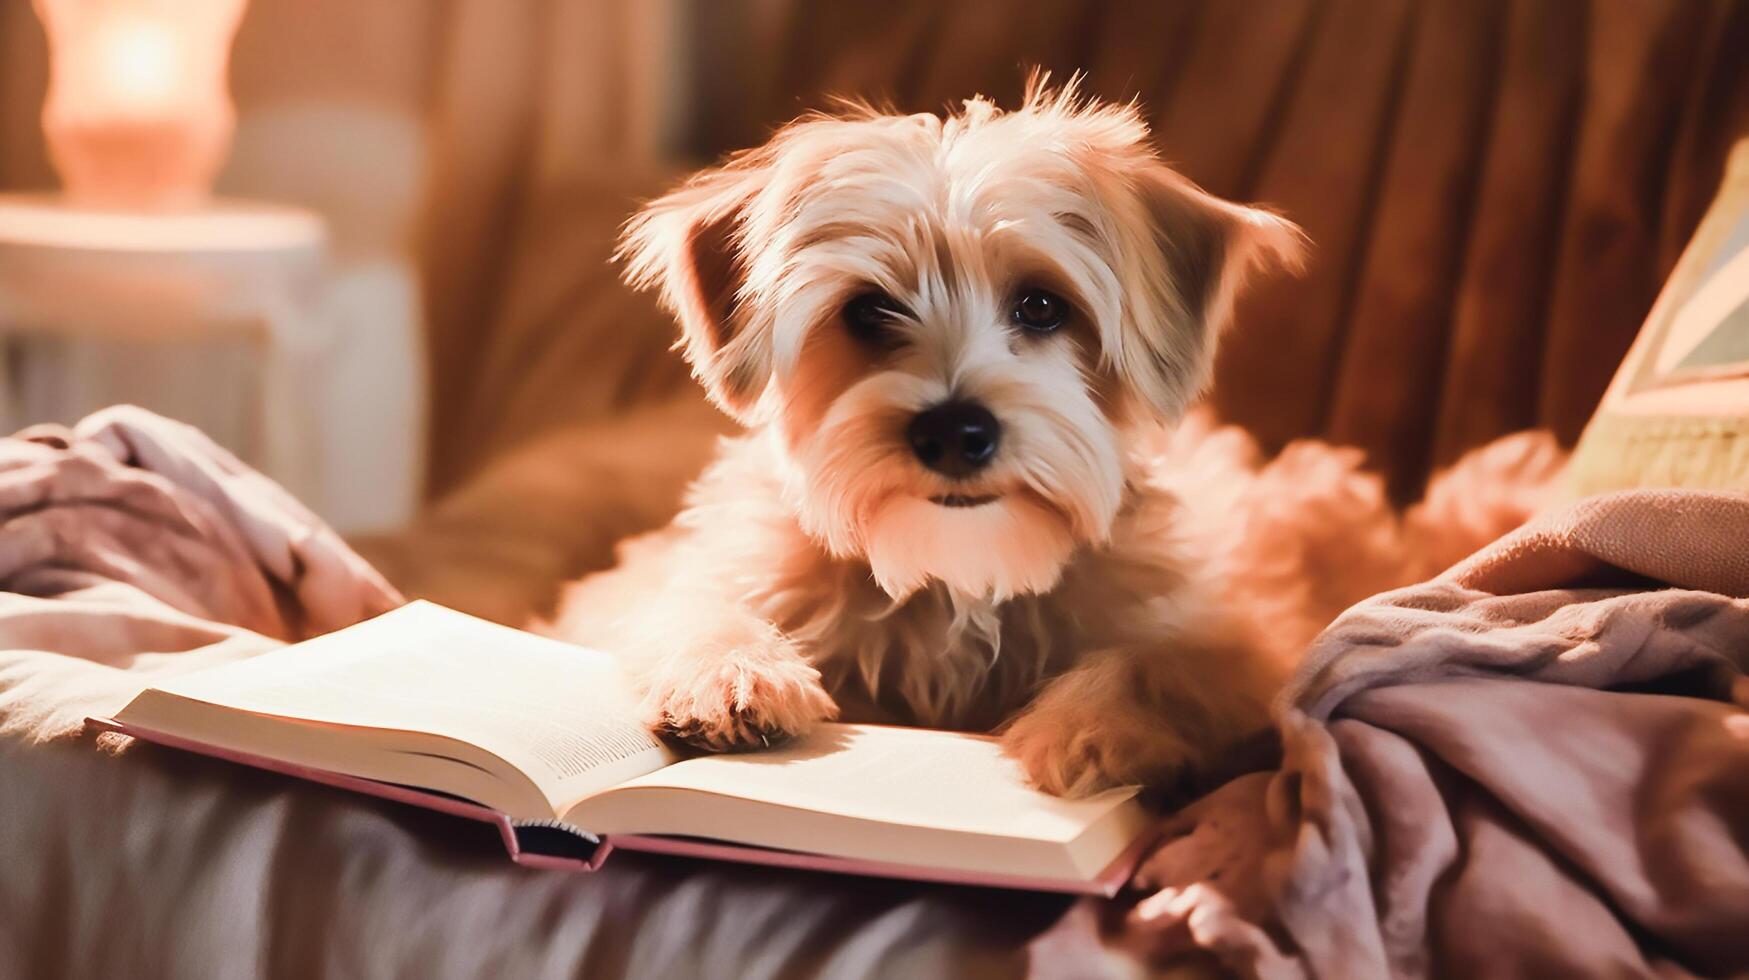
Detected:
[
  {"left": 1116, "top": 166, "right": 1306, "bottom": 421},
  {"left": 620, "top": 162, "right": 771, "bottom": 422}
]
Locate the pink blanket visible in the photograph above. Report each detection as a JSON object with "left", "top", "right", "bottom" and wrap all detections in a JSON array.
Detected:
[
  {"left": 1128, "top": 489, "right": 1749, "bottom": 977},
  {"left": 0, "top": 407, "right": 403, "bottom": 738},
  {"left": 2, "top": 405, "right": 401, "bottom": 641}
]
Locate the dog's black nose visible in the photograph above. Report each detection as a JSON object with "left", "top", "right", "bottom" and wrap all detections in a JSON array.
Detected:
[{"left": 907, "top": 401, "right": 1001, "bottom": 477}]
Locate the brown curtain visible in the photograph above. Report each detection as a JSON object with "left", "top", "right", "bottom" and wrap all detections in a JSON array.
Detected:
[
  {"left": 674, "top": 0, "right": 1749, "bottom": 499},
  {"left": 413, "top": 0, "right": 686, "bottom": 495}
]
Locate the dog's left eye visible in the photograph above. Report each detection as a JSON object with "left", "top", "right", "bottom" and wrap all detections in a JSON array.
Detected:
[{"left": 1012, "top": 289, "right": 1070, "bottom": 334}]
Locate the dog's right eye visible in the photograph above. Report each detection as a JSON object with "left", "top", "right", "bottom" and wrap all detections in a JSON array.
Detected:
[{"left": 843, "top": 292, "right": 905, "bottom": 343}]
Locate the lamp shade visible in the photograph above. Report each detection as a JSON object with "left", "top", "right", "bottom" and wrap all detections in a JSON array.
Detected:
[{"left": 33, "top": 0, "right": 246, "bottom": 209}]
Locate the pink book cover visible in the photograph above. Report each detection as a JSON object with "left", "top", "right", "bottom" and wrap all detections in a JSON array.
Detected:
[{"left": 84, "top": 716, "right": 1153, "bottom": 897}]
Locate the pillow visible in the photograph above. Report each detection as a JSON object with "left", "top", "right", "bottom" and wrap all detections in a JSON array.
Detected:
[{"left": 1568, "top": 140, "right": 1749, "bottom": 496}]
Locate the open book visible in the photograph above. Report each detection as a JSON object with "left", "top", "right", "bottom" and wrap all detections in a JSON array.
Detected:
[{"left": 94, "top": 601, "right": 1153, "bottom": 895}]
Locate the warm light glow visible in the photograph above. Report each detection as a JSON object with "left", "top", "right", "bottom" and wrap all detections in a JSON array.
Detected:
[
  {"left": 93, "top": 18, "right": 180, "bottom": 111},
  {"left": 32, "top": 0, "right": 247, "bottom": 209}
]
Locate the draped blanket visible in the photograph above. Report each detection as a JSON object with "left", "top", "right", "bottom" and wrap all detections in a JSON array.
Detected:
[
  {"left": 1128, "top": 489, "right": 1749, "bottom": 978},
  {"left": 0, "top": 406, "right": 402, "bottom": 739}
]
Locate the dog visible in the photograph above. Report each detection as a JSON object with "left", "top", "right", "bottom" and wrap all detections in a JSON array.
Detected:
[{"left": 553, "top": 82, "right": 1563, "bottom": 797}]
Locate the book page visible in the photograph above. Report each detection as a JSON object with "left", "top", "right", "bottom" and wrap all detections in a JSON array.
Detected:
[
  {"left": 145, "top": 602, "right": 676, "bottom": 809},
  {"left": 581, "top": 723, "right": 1138, "bottom": 842}
]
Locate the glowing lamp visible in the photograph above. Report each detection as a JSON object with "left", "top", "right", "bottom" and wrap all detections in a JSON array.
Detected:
[{"left": 32, "top": 0, "right": 247, "bottom": 209}]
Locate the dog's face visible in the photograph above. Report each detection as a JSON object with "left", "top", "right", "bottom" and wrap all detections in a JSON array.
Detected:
[{"left": 623, "top": 87, "right": 1302, "bottom": 601}]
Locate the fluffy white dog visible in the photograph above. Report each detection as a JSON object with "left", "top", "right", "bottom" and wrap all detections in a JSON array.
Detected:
[{"left": 554, "top": 83, "right": 1560, "bottom": 797}]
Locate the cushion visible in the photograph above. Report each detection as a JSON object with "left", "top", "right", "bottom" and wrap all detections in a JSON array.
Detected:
[{"left": 1568, "top": 140, "right": 1749, "bottom": 496}]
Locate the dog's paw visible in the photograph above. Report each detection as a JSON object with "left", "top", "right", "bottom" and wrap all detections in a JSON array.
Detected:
[
  {"left": 640, "top": 623, "right": 837, "bottom": 752},
  {"left": 1001, "top": 703, "right": 1191, "bottom": 799}
]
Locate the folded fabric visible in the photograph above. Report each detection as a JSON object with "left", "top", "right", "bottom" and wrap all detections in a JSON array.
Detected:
[
  {"left": 0, "top": 405, "right": 402, "bottom": 739},
  {"left": 1127, "top": 489, "right": 1749, "bottom": 978}
]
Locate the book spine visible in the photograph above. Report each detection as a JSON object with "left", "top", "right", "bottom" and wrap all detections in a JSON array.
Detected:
[{"left": 506, "top": 819, "right": 611, "bottom": 871}]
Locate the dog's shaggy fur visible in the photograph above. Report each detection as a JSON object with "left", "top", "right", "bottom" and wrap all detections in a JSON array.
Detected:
[{"left": 553, "top": 84, "right": 1565, "bottom": 797}]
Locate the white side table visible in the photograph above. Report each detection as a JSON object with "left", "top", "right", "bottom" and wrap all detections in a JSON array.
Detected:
[{"left": 0, "top": 194, "right": 347, "bottom": 523}]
